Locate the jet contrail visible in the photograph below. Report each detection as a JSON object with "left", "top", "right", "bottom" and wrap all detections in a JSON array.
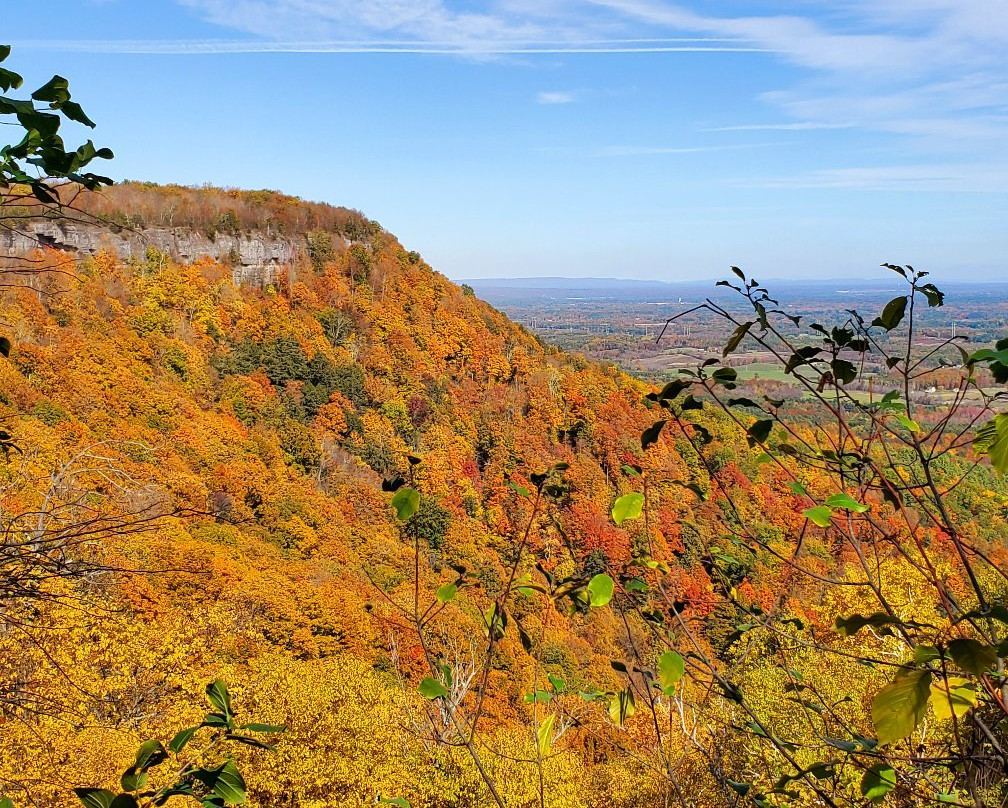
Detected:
[{"left": 11, "top": 38, "right": 775, "bottom": 55}]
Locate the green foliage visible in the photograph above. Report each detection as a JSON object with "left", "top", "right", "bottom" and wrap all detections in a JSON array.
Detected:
[
  {"left": 347, "top": 243, "right": 374, "bottom": 283},
  {"left": 871, "top": 669, "right": 931, "bottom": 745},
  {"left": 305, "top": 229, "right": 334, "bottom": 270},
  {"left": 872, "top": 296, "right": 907, "bottom": 331},
  {"left": 824, "top": 493, "right": 870, "bottom": 513},
  {"left": 947, "top": 638, "right": 998, "bottom": 676},
  {"left": 277, "top": 419, "right": 321, "bottom": 475},
  {"left": 975, "top": 413, "right": 1008, "bottom": 475},
  {"left": 390, "top": 487, "right": 420, "bottom": 522},
  {"left": 219, "top": 336, "right": 367, "bottom": 417},
  {"left": 405, "top": 496, "right": 452, "bottom": 551},
  {"left": 0, "top": 45, "right": 113, "bottom": 202},
  {"left": 860, "top": 764, "right": 896, "bottom": 803},
  {"left": 611, "top": 493, "right": 643, "bottom": 526},
  {"left": 802, "top": 506, "right": 833, "bottom": 528},
  {"left": 31, "top": 399, "right": 68, "bottom": 426},
  {"left": 587, "top": 574, "right": 614, "bottom": 607},
  {"left": 657, "top": 650, "right": 685, "bottom": 694},
  {"left": 67, "top": 682, "right": 282, "bottom": 808}
]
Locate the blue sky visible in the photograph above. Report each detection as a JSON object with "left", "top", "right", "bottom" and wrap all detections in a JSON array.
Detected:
[{"left": 6, "top": 0, "right": 1008, "bottom": 281}]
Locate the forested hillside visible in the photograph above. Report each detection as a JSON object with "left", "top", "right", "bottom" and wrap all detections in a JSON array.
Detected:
[{"left": 2, "top": 185, "right": 1008, "bottom": 808}]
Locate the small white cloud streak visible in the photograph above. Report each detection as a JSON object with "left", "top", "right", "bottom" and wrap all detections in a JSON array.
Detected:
[
  {"left": 537, "top": 91, "right": 577, "bottom": 104},
  {"left": 599, "top": 142, "right": 777, "bottom": 156},
  {"left": 704, "top": 122, "right": 855, "bottom": 132},
  {"left": 738, "top": 164, "right": 1008, "bottom": 193}
]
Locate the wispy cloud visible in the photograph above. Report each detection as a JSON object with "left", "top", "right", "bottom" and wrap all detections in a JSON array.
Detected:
[
  {"left": 537, "top": 91, "right": 578, "bottom": 104},
  {"left": 704, "top": 122, "right": 855, "bottom": 132},
  {"left": 12, "top": 38, "right": 771, "bottom": 55},
  {"left": 738, "top": 163, "right": 1008, "bottom": 193},
  {"left": 599, "top": 142, "right": 776, "bottom": 157},
  {"left": 20, "top": 0, "right": 1008, "bottom": 195}
]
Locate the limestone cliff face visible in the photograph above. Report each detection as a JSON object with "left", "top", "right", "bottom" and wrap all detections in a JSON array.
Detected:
[{"left": 0, "top": 220, "right": 315, "bottom": 286}]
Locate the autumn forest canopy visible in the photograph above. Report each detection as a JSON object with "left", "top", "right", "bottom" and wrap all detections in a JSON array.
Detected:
[{"left": 2, "top": 44, "right": 1008, "bottom": 808}]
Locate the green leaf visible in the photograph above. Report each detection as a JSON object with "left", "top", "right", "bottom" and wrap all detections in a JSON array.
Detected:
[
  {"left": 205, "top": 681, "right": 233, "bottom": 717},
  {"left": 727, "top": 781, "right": 751, "bottom": 797},
  {"left": 913, "top": 645, "right": 940, "bottom": 664},
  {"left": 537, "top": 713, "right": 556, "bottom": 756},
  {"left": 482, "top": 603, "right": 507, "bottom": 640},
  {"left": 120, "top": 768, "right": 147, "bottom": 792},
  {"left": 872, "top": 296, "right": 908, "bottom": 331},
  {"left": 224, "top": 734, "right": 276, "bottom": 752},
  {"left": 746, "top": 419, "right": 773, "bottom": 448},
  {"left": 947, "top": 638, "right": 998, "bottom": 676},
  {"left": 824, "top": 492, "right": 870, "bottom": 513},
  {"left": 657, "top": 379, "right": 690, "bottom": 401},
  {"left": 831, "top": 359, "right": 857, "bottom": 385},
  {"left": 608, "top": 687, "right": 635, "bottom": 725},
  {"left": 193, "top": 760, "right": 246, "bottom": 805},
  {"left": 378, "top": 799, "right": 412, "bottom": 808},
  {"left": 872, "top": 669, "right": 931, "bottom": 745},
  {"left": 625, "top": 577, "right": 648, "bottom": 592},
  {"left": 929, "top": 676, "right": 977, "bottom": 720},
  {"left": 919, "top": 283, "right": 945, "bottom": 307},
  {"left": 108, "top": 797, "right": 138, "bottom": 808},
  {"left": 0, "top": 798, "right": 13, "bottom": 808},
  {"left": 236, "top": 723, "right": 285, "bottom": 734},
  {"left": 657, "top": 650, "right": 685, "bottom": 694},
  {"left": 202, "top": 712, "right": 230, "bottom": 728},
  {"left": 32, "top": 74, "right": 70, "bottom": 104},
  {"left": 435, "top": 583, "right": 458, "bottom": 603},
  {"left": 74, "top": 790, "right": 116, "bottom": 808},
  {"left": 168, "top": 726, "right": 199, "bottom": 754},
  {"left": 548, "top": 674, "right": 565, "bottom": 693},
  {"left": 860, "top": 764, "right": 896, "bottom": 803},
  {"left": 611, "top": 492, "right": 644, "bottom": 526},
  {"left": 975, "top": 414, "right": 1008, "bottom": 475},
  {"left": 418, "top": 677, "right": 448, "bottom": 699},
  {"left": 390, "top": 487, "right": 420, "bottom": 521},
  {"left": 802, "top": 506, "right": 833, "bottom": 528},
  {"left": 587, "top": 574, "right": 614, "bottom": 607},
  {"left": 723, "top": 321, "right": 754, "bottom": 356},
  {"left": 523, "top": 690, "right": 553, "bottom": 703},
  {"left": 711, "top": 366, "right": 737, "bottom": 384},
  {"left": 507, "top": 481, "right": 531, "bottom": 497},
  {"left": 788, "top": 481, "right": 807, "bottom": 496},
  {"left": 896, "top": 414, "right": 921, "bottom": 434},
  {"left": 133, "top": 739, "right": 168, "bottom": 773},
  {"left": 641, "top": 419, "right": 665, "bottom": 450}
]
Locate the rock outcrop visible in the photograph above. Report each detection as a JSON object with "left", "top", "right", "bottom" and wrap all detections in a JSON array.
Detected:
[{"left": 0, "top": 220, "right": 308, "bottom": 287}]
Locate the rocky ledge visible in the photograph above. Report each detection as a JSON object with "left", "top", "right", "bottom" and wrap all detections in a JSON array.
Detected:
[{"left": 0, "top": 220, "right": 310, "bottom": 286}]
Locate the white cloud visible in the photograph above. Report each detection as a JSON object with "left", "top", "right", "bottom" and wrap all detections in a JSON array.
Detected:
[
  {"left": 599, "top": 143, "right": 776, "bottom": 156},
  {"left": 537, "top": 91, "right": 577, "bottom": 104},
  {"left": 34, "top": 0, "right": 1008, "bottom": 193},
  {"left": 12, "top": 38, "right": 774, "bottom": 54},
  {"left": 738, "top": 163, "right": 1008, "bottom": 193},
  {"left": 704, "top": 122, "right": 855, "bottom": 132}
]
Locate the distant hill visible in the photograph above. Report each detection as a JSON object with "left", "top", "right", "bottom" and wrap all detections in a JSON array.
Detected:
[{"left": 464, "top": 274, "right": 1008, "bottom": 307}]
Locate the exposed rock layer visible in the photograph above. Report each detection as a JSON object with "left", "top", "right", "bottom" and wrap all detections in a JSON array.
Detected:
[{"left": 1, "top": 220, "right": 308, "bottom": 286}]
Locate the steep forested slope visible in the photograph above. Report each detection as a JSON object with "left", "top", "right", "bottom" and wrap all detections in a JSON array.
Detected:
[
  {"left": 2, "top": 185, "right": 1007, "bottom": 808},
  {"left": 0, "top": 185, "right": 705, "bottom": 805}
]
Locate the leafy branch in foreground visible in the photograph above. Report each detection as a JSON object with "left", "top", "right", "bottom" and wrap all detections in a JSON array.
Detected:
[
  {"left": 628, "top": 263, "right": 1008, "bottom": 808},
  {"left": 1, "top": 43, "right": 113, "bottom": 205},
  {"left": 42, "top": 681, "right": 284, "bottom": 808}
]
